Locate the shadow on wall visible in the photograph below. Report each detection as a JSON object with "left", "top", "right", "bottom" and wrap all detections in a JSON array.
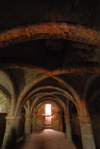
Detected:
[
  {"left": 0, "top": 113, "right": 25, "bottom": 149},
  {"left": 89, "top": 101, "right": 100, "bottom": 149},
  {"left": 62, "top": 110, "right": 65, "bottom": 133},
  {"left": 17, "top": 114, "right": 25, "bottom": 138},
  {"left": 90, "top": 114, "right": 100, "bottom": 149},
  {"left": 3, "top": 127, "right": 17, "bottom": 149},
  {"left": 70, "top": 113, "right": 82, "bottom": 149},
  {"left": 0, "top": 113, "right": 7, "bottom": 148}
]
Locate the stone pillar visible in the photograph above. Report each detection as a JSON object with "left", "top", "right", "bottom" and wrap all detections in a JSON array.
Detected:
[
  {"left": 32, "top": 113, "right": 36, "bottom": 132},
  {"left": 79, "top": 117, "right": 96, "bottom": 149},
  {"left": 59, "top": 114, "right": 63, "bottom": 132},
  {"left": 24, "top": 115, "right": 32, "bottom": 141},
  {"left": 65, "top": 115, "right": 72, "bottom": 140},
  {"left": 2, "top": 116, "right": 20, "bottom": 149}
]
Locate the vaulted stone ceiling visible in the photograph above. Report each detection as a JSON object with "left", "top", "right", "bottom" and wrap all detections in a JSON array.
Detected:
[
  {"left": 0, "top": 1, "right": 100, "bottom": 148},
  {"left": 0, "top": 0, "right": 100, "bottom": 29},
  {"left": 0, "top": 0, "right": 100, "bottom": 116}
]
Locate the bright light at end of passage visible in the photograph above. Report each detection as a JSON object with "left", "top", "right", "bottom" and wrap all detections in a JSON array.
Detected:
[{"left": 45, "top": 104, "right": 51, "bottom": 116}]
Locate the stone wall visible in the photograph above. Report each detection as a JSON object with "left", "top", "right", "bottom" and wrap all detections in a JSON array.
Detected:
[
  {"left": 36, "top": 115, "right": 45, "bottom": 131},
  {"left": 0, "top": 113, "right": 25, "bottom": 147},
  {"left": 0, "top": 113, "right": 7, "bottom": 148},
  {"left": 71, "top": 113, "right": 100, "bottom": 149},
  {"left": 17, "top": 114, "right": 25, "bottom": 137},
  {"left": 71, "top": 113, "right": 80, "bottom": 136},
  {"left": 36, "top": 103, "right": 62, "bottom": 131},
  {"left": 90, "top": 114, "right": 100, "bottom": 149},
  {"left": 36, "top": 114, "right": 62, "bottom": 131},
  {"left": 51, "top": 114, "right": 60, "bottom": 131}
]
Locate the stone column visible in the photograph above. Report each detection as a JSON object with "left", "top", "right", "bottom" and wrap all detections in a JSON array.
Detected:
[
  {"left": 79, "top": 117, "right": 96, "bottom": 149},
  {"left": 24, "top": 115, "right": 32, "bottom": 141},
  {"left": 65, "top": 115, "right": 72, "bottom": 140},
  {"left": 59, "top": 114, "right": 63, "bottom": 132},
  {"left": 2, "top": 116, "right": 20, "bottom": 149},
  {"left": 32, "top": 113, "right": 36, "bottom": 132}
]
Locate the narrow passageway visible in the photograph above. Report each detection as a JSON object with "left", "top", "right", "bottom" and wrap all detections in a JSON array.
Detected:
[{"left": 16, "top": 129, "right": 77, "bottom": 149}]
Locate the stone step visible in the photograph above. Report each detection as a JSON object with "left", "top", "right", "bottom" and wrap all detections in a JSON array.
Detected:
[{"left": 45, "top": 123, "right": 52, "bottom": 128}]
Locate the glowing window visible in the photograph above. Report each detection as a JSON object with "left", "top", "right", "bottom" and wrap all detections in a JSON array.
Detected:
[{"left": 45, "top": 104, "right": 51, "bottom": 116}]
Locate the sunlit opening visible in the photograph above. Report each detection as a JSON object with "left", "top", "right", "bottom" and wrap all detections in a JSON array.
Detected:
[{"left": 45, "top": 104, "right": 51, "bottom": 116}]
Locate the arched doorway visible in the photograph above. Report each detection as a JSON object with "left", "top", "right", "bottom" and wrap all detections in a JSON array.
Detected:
[{"left": 36, "top": 102, "right": 62, "bottom": 131}]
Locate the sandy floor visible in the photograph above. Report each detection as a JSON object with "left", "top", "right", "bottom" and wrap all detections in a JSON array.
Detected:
[{"left": 16, "top": 129, "right": 77, "bottom": 149}]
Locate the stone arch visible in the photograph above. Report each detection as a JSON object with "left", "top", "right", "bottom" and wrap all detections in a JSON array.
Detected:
[
  {"left": 20, "top": 91, "right": 68, "bottom": 116},
  {"left": 0, "top": 70, "right": 17, "bottom": 116},
  {"left": 15, "top": 73, "right": 48, "bottom": 115},
  {"left": 15, "top": 75, "right": 79, "bottom": 116},
  {"left": 82, "top": 74, "right": 100, "bottom": 101},
  {"left": 53, "top": 76, "right": 90, "bottom": 117},
  {"left": 53, "top": 76, "right": 81, "bottom": 103},
  {"left": 23, "top": 105, "right": 27, "bottom": 114},
  {"left": 36, "top": 100, "right": 62, "bottom": 114},
  {"left": 23, "top": 103, "right": 29, "bottom": 115},
  {"left": 33, "top": 96, "right": 65, "bottom": 132},
  {"left": 53, "top": 76, "right": 83, "bottom": 114},
  {"left": 88, "top": 89, "right": 100, "bottom": 106},
  {"left": 15, "top": 71, "right": 91, "bottom": 117},
  {"left": 0, "top": 85, "right": 11, "bottom": 113},
  {"left": 0, "top": 84, "right": 11, "bottom": 102},
  {"left": 0, "top": 60, "right": 100, "bottom": 75},
  {"left": 0, "top": 23, "right": 100, "bottom": 48},
  {"left": 21, "top": 85, "right": 77, "bottom": 106},
  {"left": 31, "top": 95, "right": 67, "bottom": 116},
  {"left": 17, "top": 86, "right": 78, "bottom": 116}
]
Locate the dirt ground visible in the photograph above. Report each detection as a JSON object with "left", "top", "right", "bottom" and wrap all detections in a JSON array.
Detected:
[{"left": 15, "top": 129, "right": 80, "bottom": 149}]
